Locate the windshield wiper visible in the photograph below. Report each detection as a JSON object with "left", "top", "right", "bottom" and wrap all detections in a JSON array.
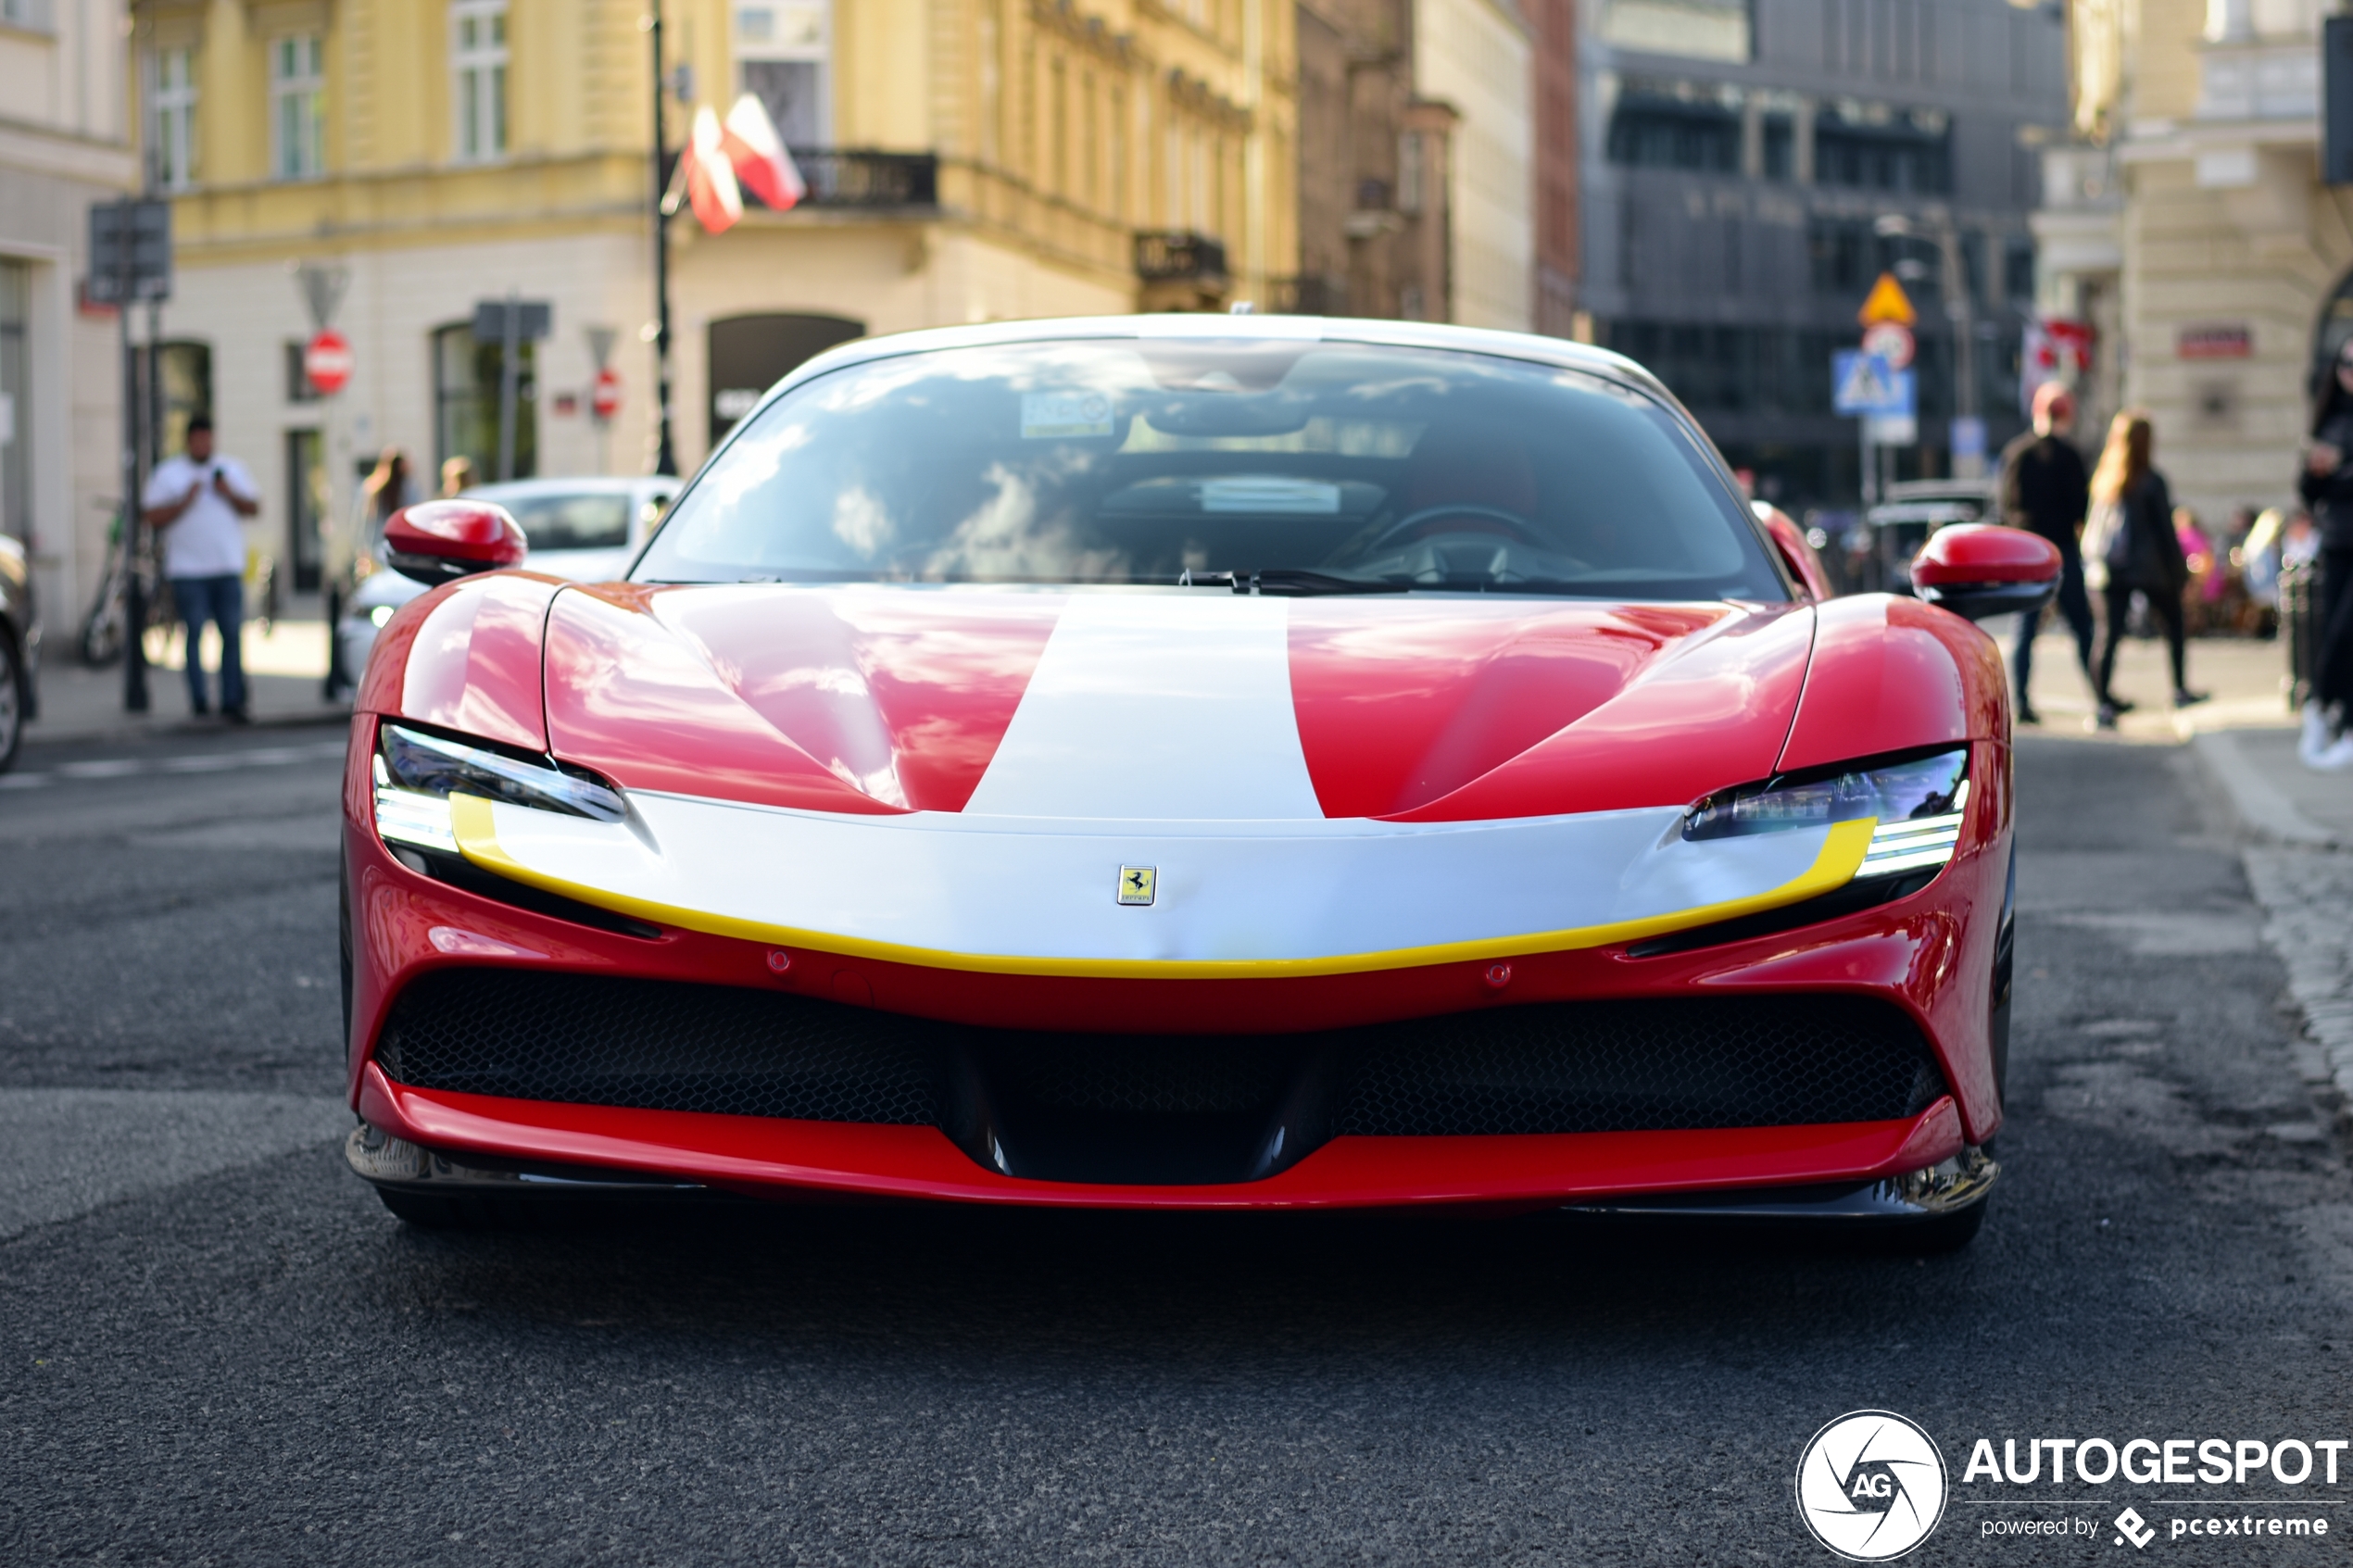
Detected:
[{"left": 1177, "top": 569, "right": 1410, "bottom": 596}]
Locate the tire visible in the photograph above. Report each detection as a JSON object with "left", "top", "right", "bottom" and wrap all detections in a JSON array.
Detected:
[
  {"left": 0, "top": 630, "right": 21, "bottom": 775},
  {"left": 78, "top": 576, "right": 124, "bottom": 667}
]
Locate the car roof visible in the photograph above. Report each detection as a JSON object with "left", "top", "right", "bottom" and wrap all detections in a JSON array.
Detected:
[{"left": 738, "top": 313, "right": 1680, "bottom": 433}]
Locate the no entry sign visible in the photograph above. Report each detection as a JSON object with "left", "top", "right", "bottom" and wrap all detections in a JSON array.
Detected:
[
  {"left": 303, "top": 329, "right": 353, "bottom": 395},
  {"left": 590, "top": 367, "right": 623, "bottom": 420}
]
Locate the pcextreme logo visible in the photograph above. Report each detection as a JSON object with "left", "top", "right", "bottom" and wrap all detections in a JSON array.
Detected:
[{"left": 1796, "top": 1411, "right": 1950, "bottom": 1562}]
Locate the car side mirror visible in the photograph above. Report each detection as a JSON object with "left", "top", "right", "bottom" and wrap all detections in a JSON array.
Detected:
[
  {"left": 1909, "top": 523, "right": 2062, "bottom": 621},
  {"left": 384, "top": 500, "right": 527, "bottom": 583},
  {"left": 1755, "top": 501, "right": 1832, "bottom": 601}
]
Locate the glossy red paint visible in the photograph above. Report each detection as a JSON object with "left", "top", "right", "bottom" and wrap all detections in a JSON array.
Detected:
[
  {"left": 355, "top": 572, "right": 563, "bottom": 751},
  {"left": 1288, "top": 600, "right": 1730, "bottom": 818},
  {"left": 384, "top": 500, "right": 528, "bottom": 570},
  {"left": 1756, "top": 504, "right": 1834, "bottom": 601},
  {"left": 1384, "top": 602, "right": 1817, "bottom": 821},
  {"left": 358, "top": 1061, "right": 1964, "bottom": 1210},
  {"left": 1776, "top": 594, "right": 2007, "bottom": 772},
  {"left": 620, "top": 585, "right": 1064, "bottom": 812},
  {"left": 1912, "top": 523, "right": 2064, "bottom": 587},
  {"left": 543, "top": 585, "right": 910, "bottom": 815}
]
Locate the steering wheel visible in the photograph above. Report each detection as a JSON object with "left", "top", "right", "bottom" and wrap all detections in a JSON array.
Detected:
[{"left": 1365, "top": 504, "right": 1546, "bottom": 554}]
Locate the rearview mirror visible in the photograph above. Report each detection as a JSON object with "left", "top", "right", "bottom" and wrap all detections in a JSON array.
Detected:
[
  {"left": 384, "top": 500, "right": 527, "bottom": 583},
  {"left": 1909, "top": 524, "right": 2060, "bottom": 622}
]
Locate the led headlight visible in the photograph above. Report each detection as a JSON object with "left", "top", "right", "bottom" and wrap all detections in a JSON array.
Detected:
[
  {"left": 1684, "top": 746, "right": 1969, "bottom": 881},
  {"left": 372, "top": 722, "right": 625, "bottom": 855}
]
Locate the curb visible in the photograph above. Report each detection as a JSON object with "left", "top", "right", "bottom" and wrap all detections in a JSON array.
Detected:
[{"left": 2191, "top": 730, "right": 2353, "bottom": 1115}]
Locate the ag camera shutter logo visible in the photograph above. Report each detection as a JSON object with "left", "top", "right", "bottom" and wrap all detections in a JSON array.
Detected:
[{"left": 1795, "top": 1411, "right": 1948, "bottom": 1561}]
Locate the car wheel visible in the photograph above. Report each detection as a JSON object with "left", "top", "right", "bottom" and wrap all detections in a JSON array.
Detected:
[{"left": 0, "top": 630, "right": 22, "bottom": 774}]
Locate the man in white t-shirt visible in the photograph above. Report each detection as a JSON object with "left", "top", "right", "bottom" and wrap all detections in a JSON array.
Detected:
[{"left": 141, "top": 416, "right": 261, "bottom": 720}]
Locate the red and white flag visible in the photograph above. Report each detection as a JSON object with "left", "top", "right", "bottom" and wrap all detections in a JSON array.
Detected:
[
  {"left": 722, "top": 93, "right": 806, "bottom": 211},
  {"left": 682, "top": 105, "right": 744, "bottom": 233}
]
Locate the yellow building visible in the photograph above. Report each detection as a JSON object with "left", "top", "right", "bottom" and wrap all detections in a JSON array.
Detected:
[
  {"left": 2035, "top": 0, "right": 2346, "bottom": 521},
  {"left": 129, "top": 0, "right": 1297, "bottom": 590}
]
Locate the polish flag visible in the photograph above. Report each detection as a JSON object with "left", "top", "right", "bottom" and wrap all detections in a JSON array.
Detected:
[
  {"left": 683, "top": 106, "right": 744, "bottom": 233},
  {"left": 722, "top": 93, "right": 806, "bottom": 211}
]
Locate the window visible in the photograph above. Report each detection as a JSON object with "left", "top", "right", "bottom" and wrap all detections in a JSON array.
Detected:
[
  {"left": 434, "top": 322, "right": 534, "bottom": 481},
  {"left": 1606, "top": 94, "right": 1740, "bottom": 173},
  {"left": 283, "top": 342, "right": 321, "bottom": 405},
  {"left": 1761, "top": 114, "right": 1793, "bottom": 180},
  {"left": 285, "top": 429, "right": 326, "bottom": 591},
  {"left": 736, "top": 2, "right": 830, "bottom": 148},
  {"left": 1813, "top": 105, "right": 1950, "bottom": 194},
  {"left": 1398, "top": 132, "right": 1425, "bottom": 214},
  {"left": 452, "top": 0, "right": 509, "bottom": 164},
  {"left": 153, "top": 46, "right": 197, "bottom": 191},
  {"left": 0, "top": 0, "right": 54, "bottom": 31},
  {"left": 270, "top": 35, "right": 324, "bottom": 180}
]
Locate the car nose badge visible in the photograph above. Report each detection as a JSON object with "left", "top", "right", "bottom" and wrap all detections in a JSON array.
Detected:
[{"left": 1116, "top": 865, "right": 1157, "bottom": 906}]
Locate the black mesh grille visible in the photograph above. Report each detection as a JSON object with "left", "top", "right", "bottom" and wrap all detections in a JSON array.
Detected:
[
  {"left": 1333, "top": 996, "right": 1945, "bottom": 1136},
  {"left": 374, "top": 971, "right": 1947, "bottom": 1181},
  {"left": 376, "top": 970, "right": 945, "bottom": 1123}
]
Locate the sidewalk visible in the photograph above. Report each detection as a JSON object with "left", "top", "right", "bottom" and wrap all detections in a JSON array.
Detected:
[
  {"left": 26, "top": 617, "right": 350, "bottom": 747},
  {"left": 2002, "top": 624, "right": 2295, "bottom": 743}
]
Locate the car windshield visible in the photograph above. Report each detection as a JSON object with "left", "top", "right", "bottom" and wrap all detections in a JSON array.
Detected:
[
  {"left": 635, "top": 337, "right": 1785, "bottom": 598},
  {"left": 498, "top": 492, "right": 633, "bottom": 552}
]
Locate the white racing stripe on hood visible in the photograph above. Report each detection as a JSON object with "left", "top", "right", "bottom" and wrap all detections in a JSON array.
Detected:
[{"left": 960, "top": 592, "right": 1326, "bottom": 822}]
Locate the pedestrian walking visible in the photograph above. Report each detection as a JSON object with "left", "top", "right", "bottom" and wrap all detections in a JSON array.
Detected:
[
  {"left": 2083, "top": 409, "right": 2205, "bottom": 729},
  {"left": 352, "top": 446, "right": 421, "bottom": 561},
  {"left": 139, "top": 415, "right": 259, "bottom": 721},
  {"left": 2296, "top": 339, "right": 2353, "bottom": 768},
  {"left": 1997, "top": 381, "right": 2096, "bottom": 724},
  {"left": 439, "top": 455, "right": 476, "bottom": 498}
]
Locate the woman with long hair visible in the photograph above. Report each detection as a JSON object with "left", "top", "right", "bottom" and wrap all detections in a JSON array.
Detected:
[
  {"left": 355, "top": 445, "right": 419, "bottom": 556},
  {"left": 2296, "top": 337, "right": 2353, "bottom": 768},
  {"left": 2087, "top": 409, "right": 2201, "bottom": 728}
]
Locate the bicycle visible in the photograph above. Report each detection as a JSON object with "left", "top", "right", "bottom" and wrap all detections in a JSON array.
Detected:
[{"left": 77, "top": 503, "right": 175, "bottom": 668}]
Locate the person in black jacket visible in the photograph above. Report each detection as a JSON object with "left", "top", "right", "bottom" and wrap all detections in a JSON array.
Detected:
[
  {"left": 2089, "top": 409, "right": 2204, "bottom": 728},
  {"left": 2296, "top": 338, "right": 2353, "bottom": 767},
  {"left": 1997, "top": 381, "right": 2096, "bottom": 724}
]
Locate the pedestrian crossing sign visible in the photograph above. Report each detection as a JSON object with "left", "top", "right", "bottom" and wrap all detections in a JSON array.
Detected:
[{"left": 1832, "top": 350, "right": 1911, "bottom": 417}]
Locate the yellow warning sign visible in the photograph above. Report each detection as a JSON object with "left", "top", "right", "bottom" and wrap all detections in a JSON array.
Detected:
[{"left": 1858, "top": 271, "right": 1917, "bottom": 328}]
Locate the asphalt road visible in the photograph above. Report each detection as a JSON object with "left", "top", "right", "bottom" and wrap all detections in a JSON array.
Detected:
[{"left": 2, "top": 721, "right": 2348, "bottom": 1565}]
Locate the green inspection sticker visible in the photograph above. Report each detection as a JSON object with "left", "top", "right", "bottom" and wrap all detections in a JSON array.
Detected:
[{"left": 1021, "top": 392, "right": 1114, "bottom": 439}]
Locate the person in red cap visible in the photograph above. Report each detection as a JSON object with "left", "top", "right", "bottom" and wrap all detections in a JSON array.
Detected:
[{"left": 1997, "top": 381, "right": 2098, "bottom": 724}]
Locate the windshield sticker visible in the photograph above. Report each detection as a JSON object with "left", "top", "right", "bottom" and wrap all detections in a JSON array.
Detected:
[
  {"left": 1021, "top": 392, "right": 1114, "bottom": 439},
  {"left": 1198, "top": 477, "right": 1342, "bottom": 515}
]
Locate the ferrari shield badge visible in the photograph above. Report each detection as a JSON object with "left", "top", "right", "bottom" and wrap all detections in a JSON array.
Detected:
[{"left": 1116, "top": 865, "right": 1157, "bottom": 906}]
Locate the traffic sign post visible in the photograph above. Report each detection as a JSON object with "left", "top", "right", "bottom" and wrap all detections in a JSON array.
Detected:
[
  {"left": 590, "top": 368, "right": 623, "bottom": 421},
  {"left": 92, "top": 197, "right": 172, "bottom": 715}
]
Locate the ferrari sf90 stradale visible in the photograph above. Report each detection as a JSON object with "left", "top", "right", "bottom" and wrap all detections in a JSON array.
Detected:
[{"left": 340, "top": 314, "right": 2057, "bottom": 1247}]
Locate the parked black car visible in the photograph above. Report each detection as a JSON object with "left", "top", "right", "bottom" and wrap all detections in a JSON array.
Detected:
[{"left": 0, "top": 531, "right": 38, "bottom": 772}]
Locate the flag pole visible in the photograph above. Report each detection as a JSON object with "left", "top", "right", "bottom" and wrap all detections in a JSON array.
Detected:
[{"left": 648, "top": 0, "right": 677, "bottom": 477}]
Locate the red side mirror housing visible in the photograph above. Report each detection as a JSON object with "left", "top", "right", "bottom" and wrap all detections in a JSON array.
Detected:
[
  {"left": 1910, "top": 523, "right": 2062, "bottom": 622},
  {"left": 1754, "top": 501, "right": 1833, "bottom": 601},
  {"left": 384, "top": 500, "right": 527, "bottom": 583}
]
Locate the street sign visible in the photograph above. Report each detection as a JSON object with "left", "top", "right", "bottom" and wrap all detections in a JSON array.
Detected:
[
  {"left": 472, "top": 299, "right": 552, "bottom": 344},
  {"left": 590, "top": 368, "right": 623, "bottom": 420},
  {"left": 1832, "top": 351, "right": 1911, "bottom": 417},
  {"left": 1866, "top": 412, "right": 1919, "bottom": 446},
  {"left": 1858, "top": 271, "right": 1916, "bottom": 328},
  {"left": 1861, "top": 320, "right": 1915, "bottom": 370},
  {"left": 87, "top": 198, "right": 171, "bottom": 305},
  {"left": 303, "top": 329, "right": 354, "bottom": 395}
]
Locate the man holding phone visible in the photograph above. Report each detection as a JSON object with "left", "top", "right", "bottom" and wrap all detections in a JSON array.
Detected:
[{"left": 141, "top": 415, "right": 261, "bottom": 721}]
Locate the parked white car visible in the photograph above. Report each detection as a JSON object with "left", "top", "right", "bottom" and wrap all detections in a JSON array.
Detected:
[{"left": 338, "top": 476, "right": 679, "bottom": 683}]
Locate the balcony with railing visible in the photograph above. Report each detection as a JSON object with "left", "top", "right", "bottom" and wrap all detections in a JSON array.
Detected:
[{"left": 732, "top": 150, "right": 940, "bottom": 212}]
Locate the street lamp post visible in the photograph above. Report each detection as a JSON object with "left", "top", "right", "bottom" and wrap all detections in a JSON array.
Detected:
[{"left": 648, "top": 0, "right": 677, "bottom": 477}]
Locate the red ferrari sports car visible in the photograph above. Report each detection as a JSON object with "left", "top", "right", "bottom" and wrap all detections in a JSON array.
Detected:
[{"left": 340, "top": 314, "right": 2058, "bottom": 1246}]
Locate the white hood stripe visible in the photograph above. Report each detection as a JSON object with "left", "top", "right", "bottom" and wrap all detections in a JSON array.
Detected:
[{"left": 961, "top": 593, "right": 1326, "bottom": 822}]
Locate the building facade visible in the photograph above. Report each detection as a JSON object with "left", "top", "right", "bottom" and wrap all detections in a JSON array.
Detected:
[
  {"left": 2034, "top": 0, "right": 2342, "bottom": 524},
  {"left": 0, "top": 1, "right": 137, "bottom": 642},
  {"left": 1416, "top": 0, "right": 1533, "bottom": 331},
  {"left": 1577, "top": 0, "right": 2067, "bottom": 508},
  {"left": 129, "top": 0, "right": 1299, "bottom": 589}
]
